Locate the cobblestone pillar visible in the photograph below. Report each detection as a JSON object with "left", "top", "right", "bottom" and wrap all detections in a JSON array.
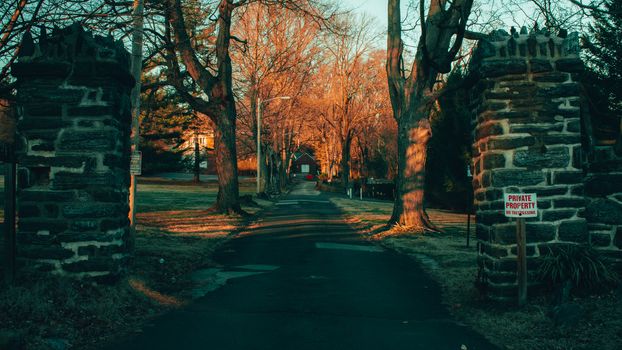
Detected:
[
  {"left": 470, "top": 28, "right": 585, "bottom": 301},
  {"left": 11, "top": 24, "right": 133, "bottom": 281}
]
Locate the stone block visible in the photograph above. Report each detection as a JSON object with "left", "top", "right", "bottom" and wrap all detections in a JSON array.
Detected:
[
  {"left": 585, "top": 199, "right": 622, "bottom": 225},
  {"left": 488, "top": 136, "right": 535, "bottom": 150},
  {"left": 43, "top": 204, "right": 59, "bottom": 218},
  {"left": 510, "top": 244, "right": 537, "bottom": 256},
  {"left": 509, "top": 123, "right": 564, "bottom": 133},
  {"left": 615, "top": 227, "right": 622, "bottom": 249},
  {"left": 19, "top": 219, "right": 68, "bottom": 234},
  {"left": 584, "top": 174, "right": 622, "bottom": 196},
  {"left": 69, "top": 220, "right": 100, "bottom": 232},
  {"left": 62, "top": 203, "right": 126, "bottom": 219},
  {"left": 486, "top": 189, "right": 503, "bottom": 201},
  {"left": 529, "top": 59, "right": 553, "bottom": 73},
  {"left": 538, "top": 199, "right": 551, "bottom": 209},
  {"left": 523, "top": 186, "right": 568, "bottom": 197},
  {"left": 572, "top": 146, "right": 582, "bottom": 169},
  {"left": 478, "top": 210, "right": 509, "bottom": 226},
  {"left": 20, "top": 129, "right": 59, "bottom": 141},
  {"left": 542, "top": 209, "right": 576, "bottom": 221},
  {"left": 558, "top": 219, "right": 588, "bottom": 243},
  {"left": 553, "top": 171, "right": 583, "bottom": 185},
  {"left": 525, "top": 222, "right": 556, "bottom": 243},
  {"left": 20, "top": 245, "right": 75, "bottom": 260},
  {"left": 52, "top": 172, "right": 117, "bottom": 190},
  {"left": 62, "top": 257, "right": 120, "bottom": 273},
  {"left": 553, "top": 197, "right": 586, "bottom": 209},
  {"left": 18, "top": 204, "right": 40, "bottom": 218},
  {"left": 482, "top": 153, "right": 506, "bottom": 169},
  {"left": 481, "top": 101, "right": 508, "bottom": 112},
  {"left": 536, "top": 83, "right": 580, "bottom": 98},
  {"left": 22, "top": 104, "right": 63, "bottom": 118},
  {"left": 590, "top": 233, "right": 611, "bottom": 247},
  {"left": 492, "top": 169, "right": 545, "bottom": 187},
  {"left": 475, "top": 191, "right": 486, "bottom": 201},
  {"left": 566, "top": 119, "right": 580, "bottom": 133},
  {"left": 476, "top": 224, "right": 491, "bottom": 241},
  {"left": 100, "top": 218, "right": 129, "bottom": 232},
  {"left": 476, "top": 123, "right": 505, "bottom": 139},
  {"left": 19, "top": 190, "right": 76, "bottom": 202},
  {"left": 482, "top": 242, "right": 509, "bottom": 258},
  {"left": 31, "top": 142, "right": 55, "bottom": 152},
  {"left": 492, "top": 224, "right": 516, "bottom": 244},
  {"left": 487, "top": 111, "right": 531, "bottom": 122},
  {"left": 532, "top": 72, "right": 569, "bottom": 83},
  {"left": 555, "top": 58, "right": 583, "bottom": 72},
  {"left": 20, "top": 155, "right": 95, "bottom": 169},
  {"left": 77, "top": 243, "right": 125, "bottom": 257},
  {"left": 513, "top": 147, "right": 570, "bottom": 169},
  {"left": 543, "top": 134, "right": 581, "bottom": 145},
  {"left": 67, "top": 105, "right": 115, "bottom": 117},
  {"left": 587, "top": 160, "right": 622, "bottom": 173},
  {"left": 19, "top": 117, "right": 69, "bottom": 131},
  {"left": 480, "top": 59, "right": 528, "bottom": 77},
  {"left": 85, "top": 189, "right": 128, "bottom": 203},
  {"left": 487, "top": 272, "right": 516, "bottom": 284},
  {"left": 57, "top": 130, "right": 119, "bottom": 152},
  {"left": 57, "top": 231, "right": 123, "bottom": 243}
]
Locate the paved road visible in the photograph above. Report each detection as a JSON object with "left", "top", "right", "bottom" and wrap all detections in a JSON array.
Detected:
[{"left": 105, "top": 182, "right": 497, "bottom": 350}]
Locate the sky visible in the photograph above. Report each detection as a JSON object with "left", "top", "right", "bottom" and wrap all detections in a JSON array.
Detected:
[
  {"left": 341, "top": 1, "right": 551, "bottom": 37},
  {"left": 342, "top": 0, "right": 389, "bottom": 30}
]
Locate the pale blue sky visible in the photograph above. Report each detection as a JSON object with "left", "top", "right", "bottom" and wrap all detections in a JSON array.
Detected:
[{"left": 342, "top": 0, "right": 389, "bottom": 32}]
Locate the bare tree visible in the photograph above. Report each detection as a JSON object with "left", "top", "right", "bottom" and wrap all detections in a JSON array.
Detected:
[
  {"left": 317, "top": 14, "right": 379, "bottom": 189},
  {"left": 158, "top": 0, "right": 334, "bottom": 213},
  {"left": 386, "top": 0, "right": 473, "bottom": 231}
]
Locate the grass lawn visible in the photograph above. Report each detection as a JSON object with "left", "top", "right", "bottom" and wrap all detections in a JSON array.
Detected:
[
  {"left": 331, "top": 195, "right": 622, "bottom": 350},
  {"left": 0, "top": 177, "right": 269, "bottom": 349}
]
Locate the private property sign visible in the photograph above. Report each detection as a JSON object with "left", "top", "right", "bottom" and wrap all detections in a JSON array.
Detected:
[{"left": 504, "top": 193, "right": 538, "bottom": 218}]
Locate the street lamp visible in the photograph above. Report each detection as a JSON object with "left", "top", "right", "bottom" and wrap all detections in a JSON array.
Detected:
[{"left": 257, "top": 96, "right": 290, "bottom": 194}]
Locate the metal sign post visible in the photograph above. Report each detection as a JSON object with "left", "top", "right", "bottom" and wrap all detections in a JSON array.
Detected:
[{"left": 504, "top": 193, "right": 538, "bottom": 307}]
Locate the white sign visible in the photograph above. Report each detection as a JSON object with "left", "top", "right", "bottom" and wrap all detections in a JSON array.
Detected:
[
  {"left": 130, "top": 151, "right": 142, "bottom": 175},
  {"left": 504, "top": 193, "right": 538, "bottom": 218}
]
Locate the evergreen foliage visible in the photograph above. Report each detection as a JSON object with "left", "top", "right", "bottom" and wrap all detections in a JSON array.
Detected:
[
  {"left": 140, "top": 78, "right": 193, "bottom": 174},
  {"left": 583, "top": 0, "right": 622, "bottom": 143},
  {"left": 425, "top": 70, "right": 472, "bottom": 211}
]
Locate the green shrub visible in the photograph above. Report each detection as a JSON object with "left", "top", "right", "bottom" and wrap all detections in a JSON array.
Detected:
[{"left": 537, "top": 244, "right": 620, "bottom": 295}]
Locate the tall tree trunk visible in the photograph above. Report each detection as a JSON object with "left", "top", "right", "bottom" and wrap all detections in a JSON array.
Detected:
[
  {"left": 193, "top": 134, "right": 201, "bottom": 183},
  {"left": 389, "top": 115, "right": 435, "bottom": 228},
  {"left": 340, "top": 134, "right": 352, "bottom": 190},
  {"left": 386, "top": 0, "right": 472, "bottom": 232},
  {"left": 260, "top": 145, "right": 269, "bottom": 194},
  {"left": 213, "top": 110, "right": 242, "bottom": 214}
]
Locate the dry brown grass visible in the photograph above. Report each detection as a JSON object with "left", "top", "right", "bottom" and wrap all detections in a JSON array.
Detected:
[{"left": 331, "top": 196, "right": 622, "bottom": 350}]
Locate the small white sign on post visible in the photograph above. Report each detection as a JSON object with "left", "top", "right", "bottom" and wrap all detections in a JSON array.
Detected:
[
  {"left": 130, "top": 151, "right": 142, "bottom": 176},
  {"left": 504, "top": 193, "right": 538, "bottom": 218}
]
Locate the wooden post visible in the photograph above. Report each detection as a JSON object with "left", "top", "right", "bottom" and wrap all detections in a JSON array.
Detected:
[
  {"left": 516, "top": 217, "right": 527, "bottom": 307},
  {"left": 4, "top": 158, "right": 17, "bottom": 283},
  {"left": 466, "top": 212, "right": 471, "bottom": 248}
]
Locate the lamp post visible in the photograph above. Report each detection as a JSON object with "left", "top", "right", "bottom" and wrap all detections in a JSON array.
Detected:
[{"left": 257, "top": 96, "right": 290, "bottom": 194}]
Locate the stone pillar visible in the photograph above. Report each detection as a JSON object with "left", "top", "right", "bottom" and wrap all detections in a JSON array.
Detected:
[
  {"left": 11, "top": 24, "right": 134, "bottom": 281},
  {"left": 470, "top": 28, "right": 585, "bottom": 301},
  {"left": 584, "top": 144, "right": 622, "bottom": 267}
]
